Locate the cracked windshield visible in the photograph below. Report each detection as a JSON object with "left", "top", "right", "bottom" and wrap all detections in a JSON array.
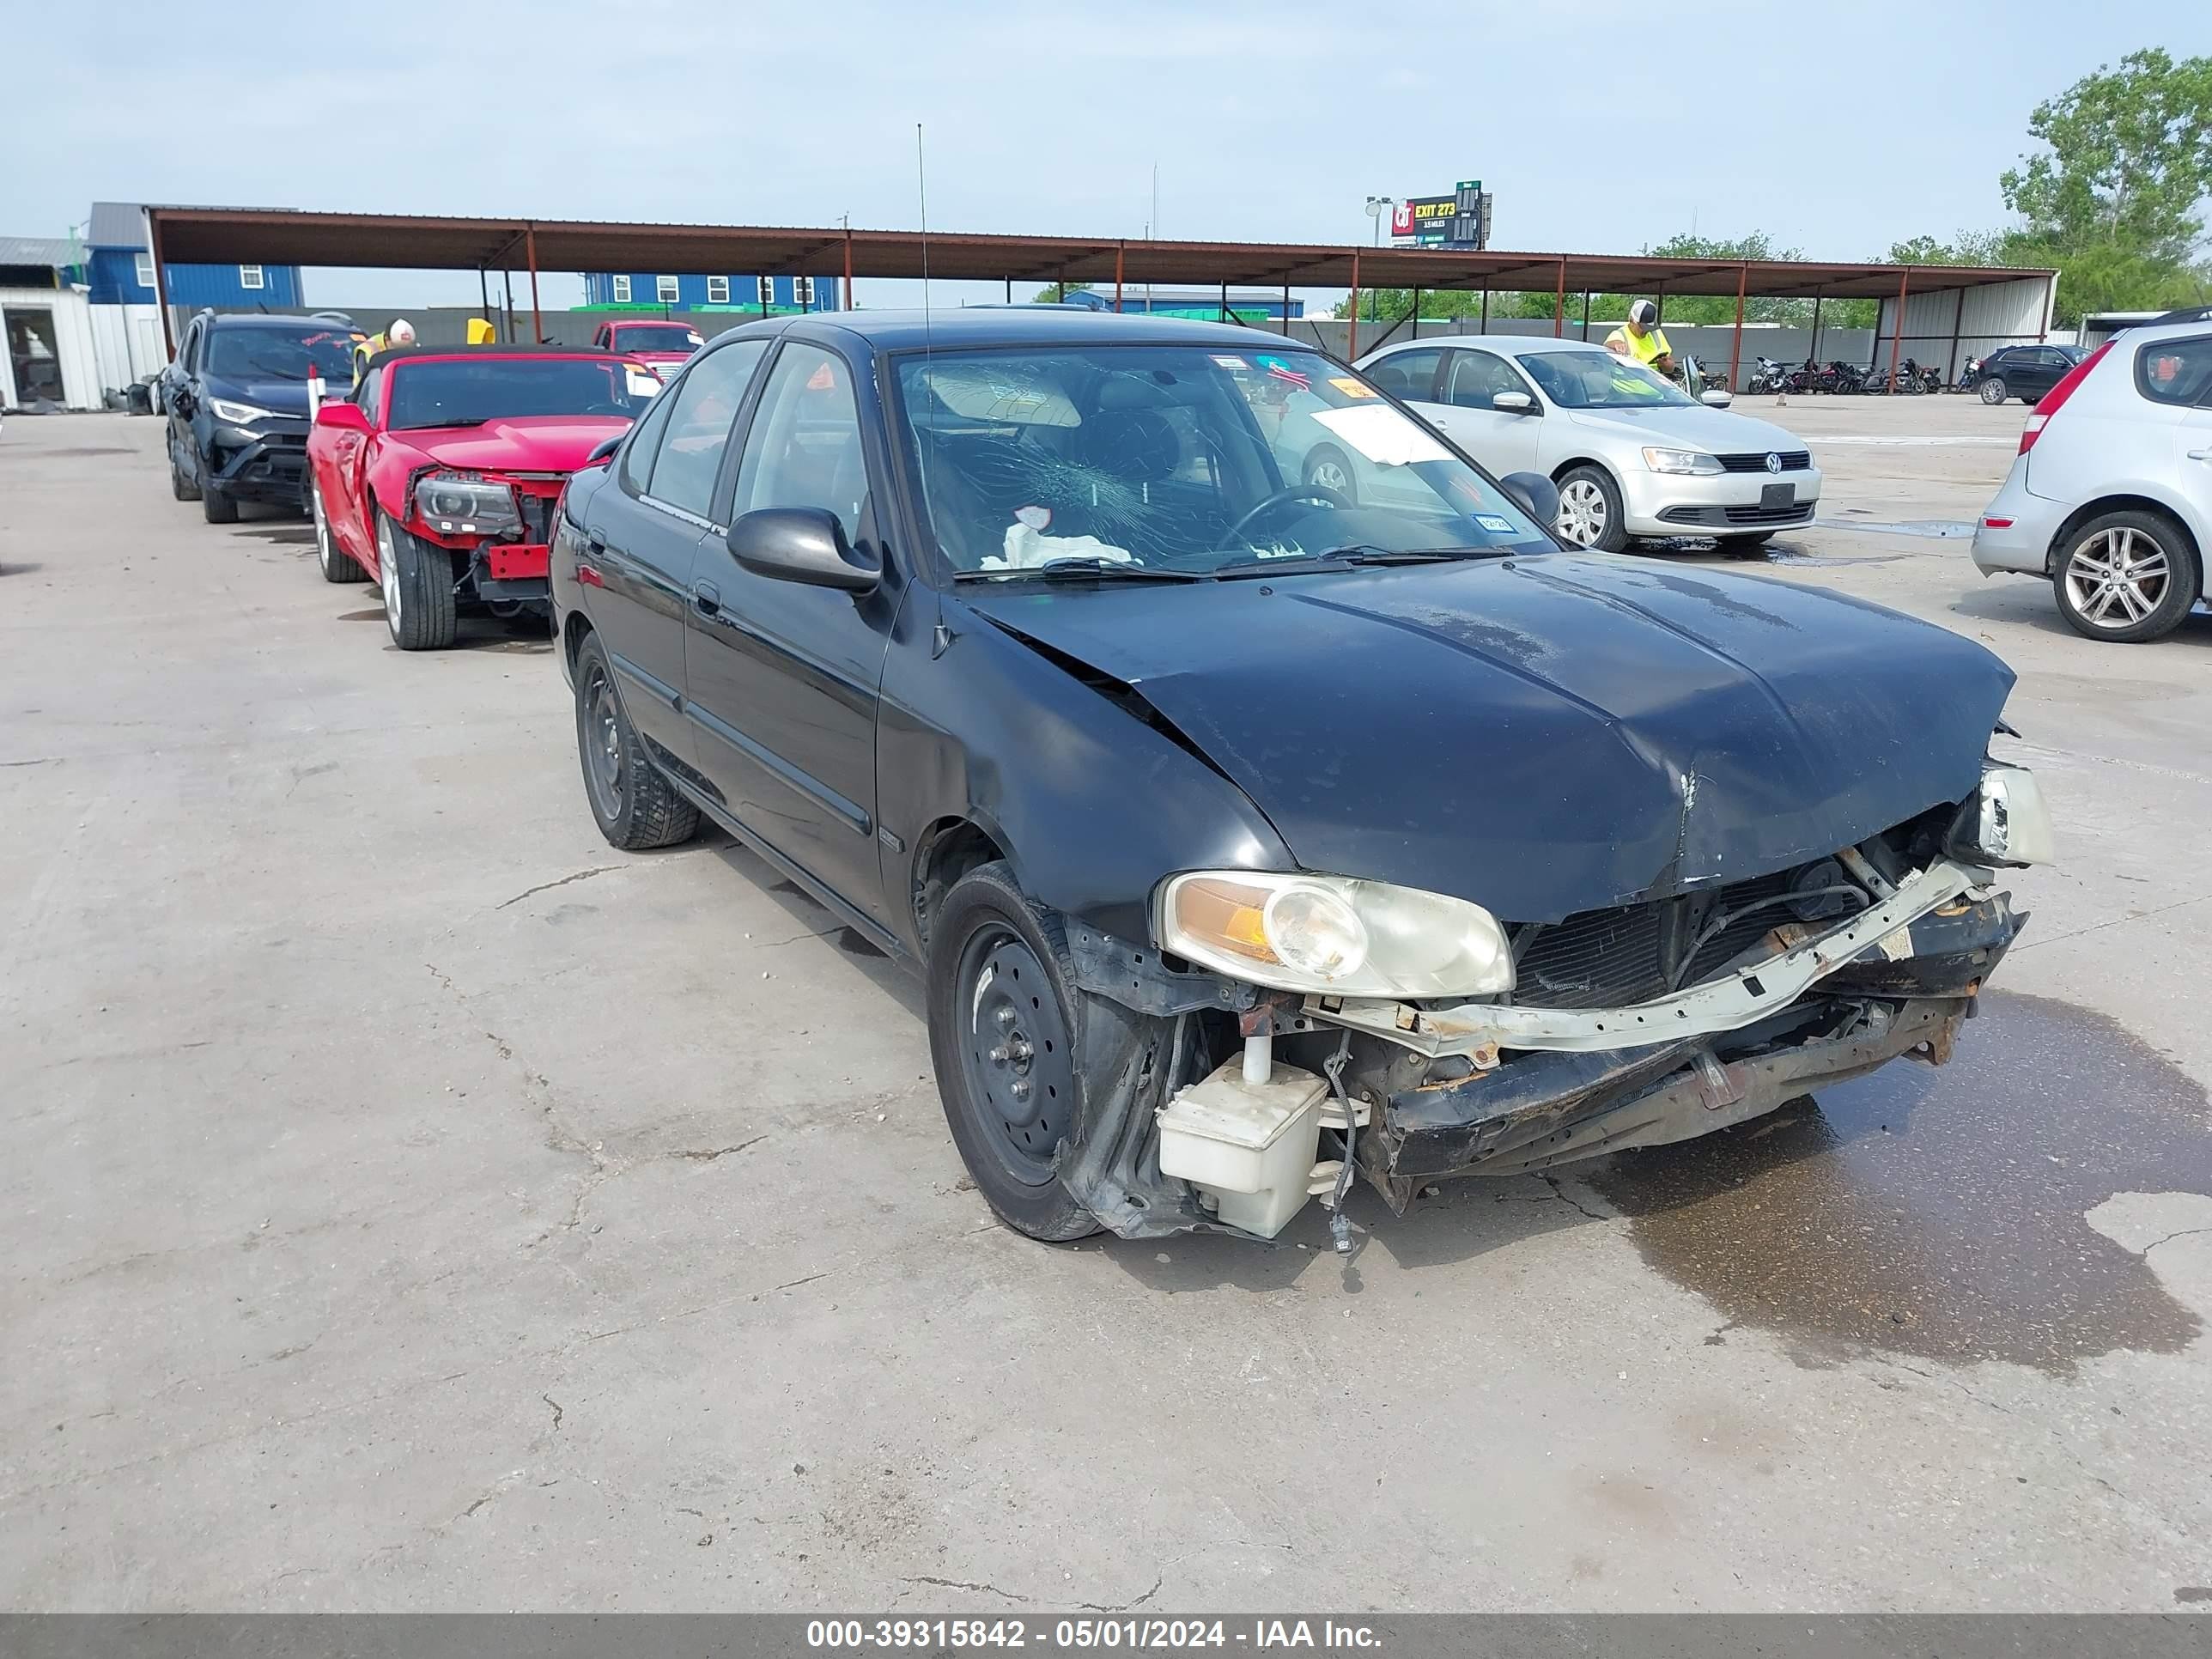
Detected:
[{"left": 896, "top": 345, "right": 1553, "bottom": 579}]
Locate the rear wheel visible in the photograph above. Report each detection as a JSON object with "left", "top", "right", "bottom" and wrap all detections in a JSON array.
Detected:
[
  {"left": 377, "top": 510, "right": 457, "bottom": 650},
  {"left": 1302, "top": 444, "right": 1358, "bottom": 504},
  {"left": 2051, "top": 510, "right": 2199, "bottom": 644},
  {"left": 572, "top": 632, "right": 699, "bottom": 849},
  {"left": 1554, "top": 465, "right": 1628, "bottom": 552},
  {"left": 312, "top": 480, "right": 368, "bottom": 582},
  {"left": 1978, "top": 377, "right": 2008, "bottom": 404},
  {"left": 927, "top": 861, "right": 1102, "bottom": 1243}
]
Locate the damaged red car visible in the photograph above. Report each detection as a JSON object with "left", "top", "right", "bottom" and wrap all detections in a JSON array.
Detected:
[{"left": 307, "top": 345, "right": 661, "bottom": 649}]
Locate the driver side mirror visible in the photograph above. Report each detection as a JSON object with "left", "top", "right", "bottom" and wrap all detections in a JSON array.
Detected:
[
  {"left": 726, "top": 507, "right": 882, "bottom": 592},
  {"left": 1498, "top": 471, "right": 1560, "bottom": 527},
  {"left": 1492, "top": 391, "right": 1536, "bottom": 415},
  {"left": 584, "top": 434, "right": 623, "bottom": 468},
  {"left": 313, "top": 401, "right": 371, "bottom": 434},
  {"left": 1700, "top": 390, "right": 1734, "bottom": 408}
]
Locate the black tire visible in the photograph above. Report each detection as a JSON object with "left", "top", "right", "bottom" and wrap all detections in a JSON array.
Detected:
[
  {"left": 1302, "top": 444, "right": 1358, "bottom": 504},
  {"left": 168, "top": 438, "right": 200, "bottom": 501},
  {"left": 311, "top": 479, "right": 368, "bottom": 583},
  {"left": 927, "top": 860, "right": 1103, "bottom": 1243},
  {"left": 200, "top": 477, "right": 238, "bottom": 524},
  {"left": 572, "top": 631, "right": 699, "bottom": 849},
  {"left": 376, "top": 509, "right": 457, "bottom": 651},
  {"left": 1553, "top": 464, "right": 1629, "bottom": 552},
  {"left": 1978, "top": 377, "right": 2008, "bottom": 405},
  {"left": 2051, "top": 508, "right": 2201, "bottom": 644}
]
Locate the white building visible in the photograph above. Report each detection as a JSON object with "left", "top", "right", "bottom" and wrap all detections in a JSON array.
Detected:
[{"left": 0, "top": 235, "right": 101, "bottom": 411}]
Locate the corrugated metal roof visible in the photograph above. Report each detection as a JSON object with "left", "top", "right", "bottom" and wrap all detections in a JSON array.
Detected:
[
  {"left": 88, "top": 201, "right": 146, "bottom": 248},
  {"left": 143, "top": 206, "right": 2058, "bottom": 301},
  {"left": 0, "top": 235, "right": 78, "bottom": 267}
]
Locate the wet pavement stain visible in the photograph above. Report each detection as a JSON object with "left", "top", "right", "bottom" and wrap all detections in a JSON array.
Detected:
[{"left": 1587, "top": 991, "right": 2212, "bottom": 1372}]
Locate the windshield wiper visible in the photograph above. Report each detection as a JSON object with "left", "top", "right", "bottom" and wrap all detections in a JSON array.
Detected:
[
  {"left": 1211, "top": 544, "right": 1481, "bottom": 579},
  {"left": 952, "top": 558, "right": 1209, "bottom": 585}
]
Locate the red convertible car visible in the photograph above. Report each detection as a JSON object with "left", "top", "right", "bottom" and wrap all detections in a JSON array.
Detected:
[
  {"left": 307, "top": 345, "right": 659, "bottom": 649},
  {"left": 589, "top": 319, "right": 703, "bottom": 381}
]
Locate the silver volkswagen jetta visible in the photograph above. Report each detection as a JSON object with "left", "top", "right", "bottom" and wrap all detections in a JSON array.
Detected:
[{"left": 1350, "top": 334, "right": 1821, "bottom": 554}]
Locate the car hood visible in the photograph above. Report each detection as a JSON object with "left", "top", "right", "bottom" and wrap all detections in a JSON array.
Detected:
[
  {"left": 384, "top": 414, "right": 634, "bottom": 472},
  {"left": 958, "top": 554, "right": 2012, "bottom": 922},
  {"left": 1565, "top": 403, "right": 1807, "bottom": 456},
  {"left": 211, "top": 377, "right": 314, "bottom": 418}
]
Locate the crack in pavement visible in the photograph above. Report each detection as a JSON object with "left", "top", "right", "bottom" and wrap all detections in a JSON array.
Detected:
[
  {"left": 1076, "top": 1577, "right": 1164, "bottom": 1613},
  {"left": 542, "top": 1393, "right": 564, "bottom": 1432},
  {"left": 1539, "top": 1173, "right": 1609, "bottom": 1222},
  {"left": 763, "top": 924, "right": 844, "bottom": 947},
  {"left": 669, "top": 1135, "right": 769, "bottom": 1163},
  {"left": 495, "top": 865, "right": 627, "bottom": 911},
  {"left": 2142, "top": 1225, "right": 2212, "bottom": 1255},
  {"left": 2013, "top": 892, "right": 2212, "bottom": 953},
  {"left": 901, "top": 1576, "right": 1027, "bottom": 1604}
]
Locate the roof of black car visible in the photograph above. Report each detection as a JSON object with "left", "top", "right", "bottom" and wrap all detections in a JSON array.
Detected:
[
  {"left": 362, "top": 343, "right": 625, "bottom": 370},
  {"left": 752, "top": 307, "right": 1297, "bottom": 354},
  {"left": 204, "top": 312, "right": 359, "bottom": 331}
]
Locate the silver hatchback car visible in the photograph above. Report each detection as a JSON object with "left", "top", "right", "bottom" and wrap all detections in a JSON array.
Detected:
[
  {"left": 1354, "top": 334, "right": 1821, "bottom": 555},
  {"left": 1972, "top": 319, "right": 2212, "bottom": 642}
]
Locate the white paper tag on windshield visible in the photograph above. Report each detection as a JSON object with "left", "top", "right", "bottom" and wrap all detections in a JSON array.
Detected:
[
  {"left": 1474, "top": 514, "right": 1517, "bottom": 534},
  {"left": 1309, "top": 404, "right": 1451, "bottom": 467},
  {"left": 625, "top": 369, "right": 663, "bottom": 398}
]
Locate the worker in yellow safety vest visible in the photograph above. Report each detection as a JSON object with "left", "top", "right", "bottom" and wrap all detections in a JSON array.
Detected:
[
  {"left": 351, "top": 318, "right": 417, "bottom": 385},
  {"left": 1604, "top": 299, "right": 1674, "bottom": 377}
]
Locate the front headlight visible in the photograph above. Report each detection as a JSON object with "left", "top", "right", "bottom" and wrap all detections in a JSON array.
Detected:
[
  {"left": 208, "top": 398, "right": 276, "bottom": 426},
  {"left": 1948, "top": 761, "right": 2055, "bottom": 867},
  {"left": 1641, "top": 447, "right": 1723, "bottom": 476},
  {"left": 412, "top": 472, "right": 523, "bottom": 537},
  {"left": 1155, "top": 871, "right": 1515, "bottom": 1000}
]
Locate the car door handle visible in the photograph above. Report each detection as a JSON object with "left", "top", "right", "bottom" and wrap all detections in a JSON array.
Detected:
[
  {"left": 693, "top": 580, "right": 721, "bottom": 616},
  {"left": 2188, "top": 448, "right": 2212, "bottom": 462},
  {"left": 586, "top": 529, "right": 606, "bottom": 551}
]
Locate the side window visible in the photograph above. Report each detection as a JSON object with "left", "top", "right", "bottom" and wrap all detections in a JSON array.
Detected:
[
  {"left": 356, "top": 368, "right": 383, "bottom": 420},
  {"left": 2136, "top": 336, "right": 2212, "bottom": 407},
  {"left": 618, "top": 373, "right": 681, "bottom": 496},
  {"left": 732, "top": 343, "right": 868, "bottom": 540},
  {"left": 1364, "top": 348, "right": 1443, "bottom": 401},
  {"left": 1443, "top": 349, "right": 1522, "bottom": 409},
  {"left": 644, "top": 339, "right": 770, "bottom": 519}
]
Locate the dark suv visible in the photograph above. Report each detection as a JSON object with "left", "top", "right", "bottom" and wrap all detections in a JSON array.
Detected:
[
  {"left": 1968, "top": 343, "right": 2085, "bottom": 406},
  {"left": 164, "top": 312, "right": 363, "bottom": 522}
]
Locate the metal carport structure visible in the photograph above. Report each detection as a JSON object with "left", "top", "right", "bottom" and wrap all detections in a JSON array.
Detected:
[{"left": 143, "top": 207, "right": 2058, "bottom": 390}]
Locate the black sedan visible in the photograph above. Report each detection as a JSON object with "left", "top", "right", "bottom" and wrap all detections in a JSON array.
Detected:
[
  {"left": 549, "top": 309, "right": 2048, "bottom": 1247},
  {"left": 1969, "top": 343, "right": 2086, "bottom": 405}
]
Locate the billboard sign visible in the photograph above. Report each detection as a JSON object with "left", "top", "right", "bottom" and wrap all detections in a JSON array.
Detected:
[{"left": 1390, "top": 183, "right": 1490, "bottom": 250}]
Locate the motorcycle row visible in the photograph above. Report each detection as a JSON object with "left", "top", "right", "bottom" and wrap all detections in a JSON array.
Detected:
[{"left": 1742, "top": 356, "right": 1978, "bottom": 396}]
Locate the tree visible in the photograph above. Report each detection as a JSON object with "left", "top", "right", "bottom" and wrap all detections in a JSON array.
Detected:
[
  {"left": 1886, "top": 230, "right": 2019, "bottom": 267},
  {"left": 2001, "top": 49, "right": 2212, "bottom": 266},
  {"left": 1030, "top": 282, "right": 1095, "bottom": 302}
]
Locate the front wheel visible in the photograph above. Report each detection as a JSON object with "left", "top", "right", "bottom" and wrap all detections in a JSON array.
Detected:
[
  {"left": 927, "top": 861, "right": 1102, "bottom": 1243},
  {"left": 2052, "top": 510, "right": 2199, "bottom": 643},
  {"left": 168, "top": 436, "right": 201, "bottom": 501},
  {"left": 377, "top": 510, "right": 457, "bottom": 650},
  {"left": 1553, "top": 465, "right": 1628, "bottom": 552},
  {"left": 201, "top": 477, "right": 238, "bottom": 524},
  {"left": 312, "top": 480, "right": 368, "bottom": 583},
  {"left": 572, "top": 632, "right": 699, "bottom": 848},
  {"left": 1978, "top": 377, "right": 2008, "bottom": 404}
]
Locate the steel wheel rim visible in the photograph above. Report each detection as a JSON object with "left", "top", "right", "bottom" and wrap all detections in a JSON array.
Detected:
[
  {"left": 2065, "top": 527, "right": 2171, "bottom": 630},
  {"left": 312, "top": 483, "right": 332, "bottom": 571},
  {"left": 1979, "top": 380, "right": 2004, "bottom": 404},
  {"left": 378, "top": 518, "right": 401, "bottom": 635},
  {"left": 954, "top": 925, "right": 1077, "bottom": 1188},
  {"left": 581, "top": 664, "right": 625, "bottom": 819},
  {"left": 1557, "top": 478, "right": 1607, "bottom": 546}
]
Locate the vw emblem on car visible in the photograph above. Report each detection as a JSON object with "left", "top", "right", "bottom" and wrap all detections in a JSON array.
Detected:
[{"left": 1765, "top": 453, "right": 1783, "bottom": 474}]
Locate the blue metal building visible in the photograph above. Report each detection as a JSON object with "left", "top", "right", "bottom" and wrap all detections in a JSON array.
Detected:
[
  {"left": 580, "top": 271, "right": 839, "bottom": 312},
  {"left": 85, "top": 202, "right": 306, "bottom": 308}
]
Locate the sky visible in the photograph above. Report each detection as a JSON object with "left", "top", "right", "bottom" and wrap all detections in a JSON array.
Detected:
[{"left": 6, "top": 0, "right": 2208, "bottom": 310}]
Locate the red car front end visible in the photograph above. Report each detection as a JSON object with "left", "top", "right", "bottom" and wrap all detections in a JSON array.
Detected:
[{"left": 594, "top": 320, "right": 704, "bottom": 383}]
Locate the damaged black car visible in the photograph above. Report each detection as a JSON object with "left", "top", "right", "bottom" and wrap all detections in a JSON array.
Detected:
[{"left": 550, "top": 308, "right": 2049, "bottom": 1246}]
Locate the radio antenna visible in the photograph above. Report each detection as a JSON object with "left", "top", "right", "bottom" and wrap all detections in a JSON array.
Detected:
[{"left": 916, "top": 122, "right": 933, "bottom": 340}]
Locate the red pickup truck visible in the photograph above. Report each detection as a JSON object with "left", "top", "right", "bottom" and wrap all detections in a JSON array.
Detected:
[
  {"left": 588, "top": 319, "right": 704, "bottom": 381},
  {"left": 305, "top": 344, "right": 659, "bottom": 650}
]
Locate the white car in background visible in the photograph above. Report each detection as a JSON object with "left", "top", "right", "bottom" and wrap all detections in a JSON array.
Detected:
[
  {"left": 1972, "top": 319, "right": 2212, "bottom": 642},
  {"left": 1351, "top": 335, "right": 1821, "bottom": 555}
]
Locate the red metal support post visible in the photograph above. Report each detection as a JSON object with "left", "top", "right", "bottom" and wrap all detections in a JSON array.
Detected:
[
  {"left": 1887, "top": 268, "right": 1908, "bottom": 392},
  {"left": 1347, "top": 247, "right": 1360, "bottom": 361},
  {"left": 526, "top": 224, "right": 544, "bottom": 343},
  {"left": 1729, "top": 262, "right": 1747, "bottom": 392},
  {"left": 1115, "top": 241, "right": 1124, "bottom": 313},
  {"left": 1553, "top": 258, "right": 1566, "bottom": 337},
  {"left": 843, "top": 225, "right": 854, "bottom": 312}
]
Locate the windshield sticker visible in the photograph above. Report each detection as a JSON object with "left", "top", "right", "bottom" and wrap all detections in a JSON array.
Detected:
[
  {"left": 1473, "top": 514, "right": 1518, "bottom": 534},
  {"left": 1259, "top": 356, "right": 1312, "bottom": 391},
  {"left": 1308, "top": 404, "right": 1452, "bottom": 466},
  {"left": 1015, "top": 505, "right": 1053, "bottom": 531},
  {"left": 1328, "top": 377, "right": 1377, "bottom": 398},
  {"left": 1210, "top": 355, "right": 1249, "bottom": 370}
]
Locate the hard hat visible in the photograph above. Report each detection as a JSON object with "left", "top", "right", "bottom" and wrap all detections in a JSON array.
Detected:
[
  {"left": 1629, "top": 300, "right": 1658, "bottom": 329},
  {"left": 389, "top": 319, "right": 417, "bottom": 345}
]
